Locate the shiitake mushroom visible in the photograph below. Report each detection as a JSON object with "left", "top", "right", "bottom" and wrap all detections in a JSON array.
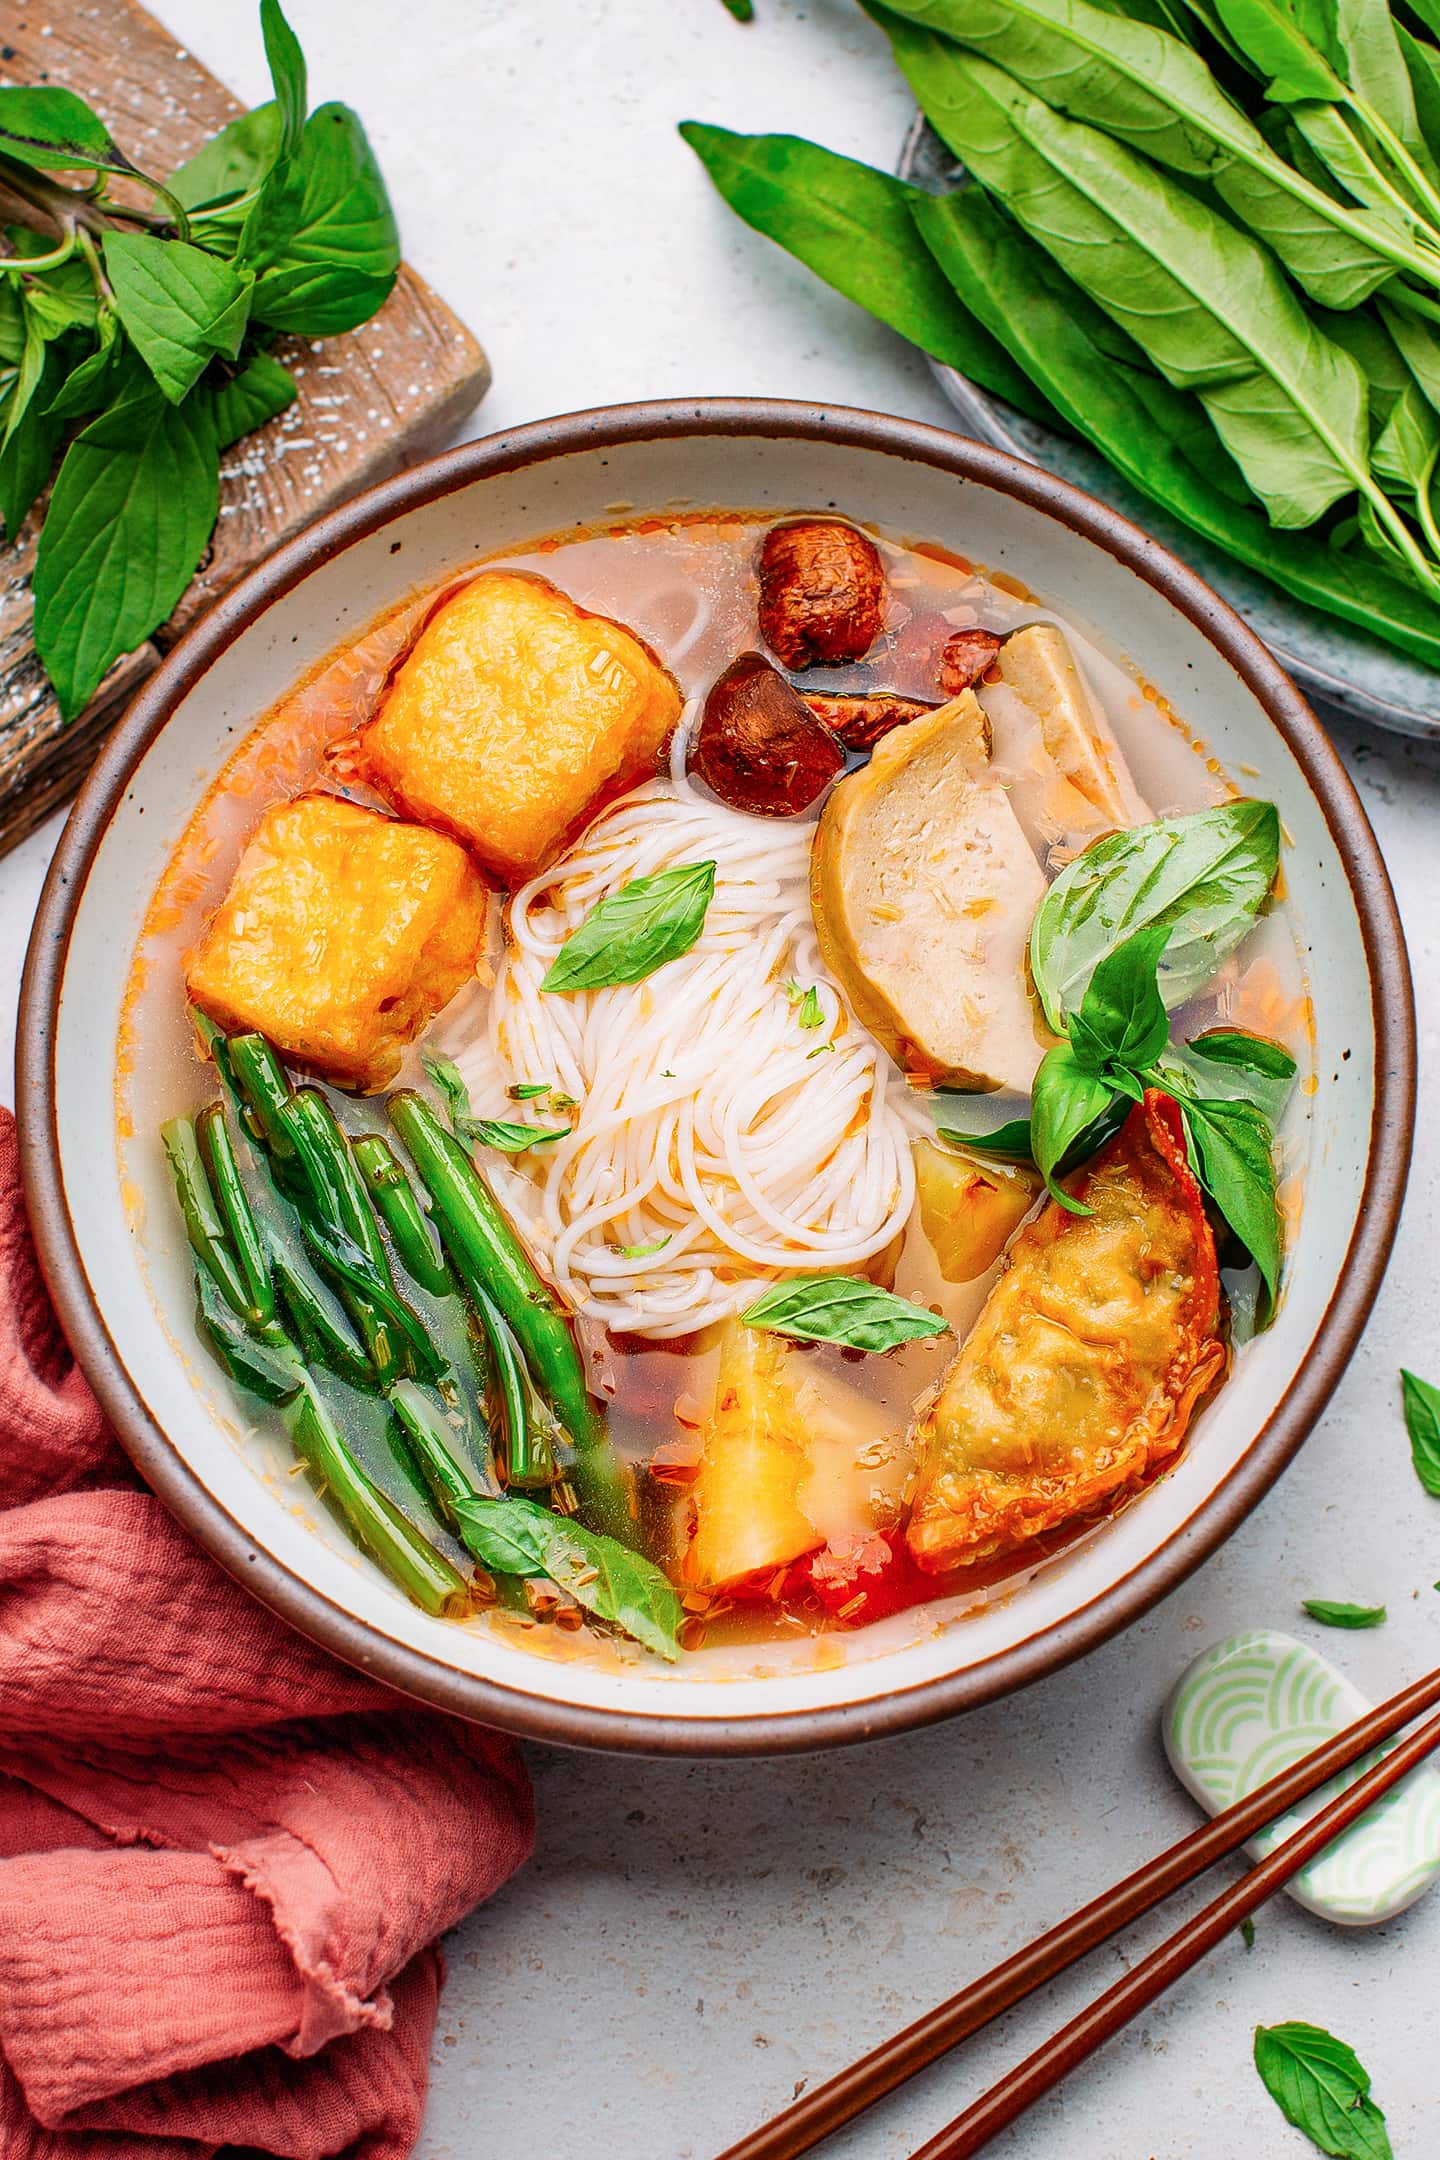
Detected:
[
  {"left": 688, "top": 652, "right": 844, "bottom": 817},
  {"left": 757, "top": 519, "right": 887, "bottom": 670}
]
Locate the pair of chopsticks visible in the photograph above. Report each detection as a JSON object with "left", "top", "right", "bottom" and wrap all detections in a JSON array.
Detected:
[{"left": 720, "top": 1663, "right": 1440, "bottom": 2160}]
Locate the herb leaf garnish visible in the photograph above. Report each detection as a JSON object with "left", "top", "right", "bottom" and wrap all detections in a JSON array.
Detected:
[
  {"left": 1030, "top": 802, "right": 1281, "bottom": 1031},
  {"left": 1400, "top": 1368, "right": 1440, "bottom": 1498},
  {"left": 934, "top": 1116, "right": 1038, "bottom": 1162},
  {"left": 465, "top": 1119, "right": 570, "bottom": 1154},
  {"left": 1252, "top": 2021, "right": 1393, "bottom": 2160},
  {"left": 450, "top": 1492, "right": 683, "bottom": 1661},
  {"left": 543, "top": 861, "right": 716, "bottom": 993},
  {"left": 102, "top": 233, "right": 253, "bottom": 403},
  {"left": 741, "top": 1273, "right": 949, "bottom": 1353},
  {"left": 1301, "top": 1600, "right": 1387, "bottom": 1628},
  {"left": 1029, "top": 1043, "right": 1115, "bottom": 1213}
]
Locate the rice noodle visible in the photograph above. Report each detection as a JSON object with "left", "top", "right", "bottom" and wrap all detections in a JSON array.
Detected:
[{"left": 452, "top": 732, "right": 922, "bottom": 1338}]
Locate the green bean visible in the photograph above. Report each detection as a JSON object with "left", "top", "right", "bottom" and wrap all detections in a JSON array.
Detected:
[
  {"left": 266, "top": 1232, "right": 380, "bottom": 1394},
  {"left": 353, "top": 1133, "right": 454, "bottom": 1297},
  {"left": 196, "top": 1104, "right": 274, "bottom": 1328},
  {"left": 162, "top": 1118, "right": 251, "bottom": 1318},
  {"left": 391, "top": 1375, "right": 503, "bottom": 1517},
  {"left": 473, "top": 1285, "right": 557, "bottom": 1489}
]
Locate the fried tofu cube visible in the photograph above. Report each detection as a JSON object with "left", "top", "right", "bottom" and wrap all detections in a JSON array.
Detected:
[
  {"left": 186, "top": 793, "right": 487, "bottom": 1091},
  {"left": 353, "top": 569, "right": 682, "bottom": 884}
]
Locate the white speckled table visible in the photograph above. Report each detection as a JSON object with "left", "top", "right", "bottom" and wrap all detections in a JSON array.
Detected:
[{"left": 3, "top": 3, "right": 1437, "bottom": 2152}]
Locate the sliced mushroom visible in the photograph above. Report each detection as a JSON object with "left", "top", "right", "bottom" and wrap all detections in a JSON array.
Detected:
[
  {"left": 688, "top": 652, "right": 844, "bottom": 817},
  {"left": 810, "top": 691, "right": 1052, "bottom": 1093},
  {"left": 758, "top": 519, "right": 886, "bottom": 670},
  {"left": 938, "top": 627, "right": 1004, "bottom": 696},
  {"left": 986, "top": 623, "right": 1149, "bottom": 827},
  {"left": 799, "top": 690, "right": 936, "bottom": 751}
]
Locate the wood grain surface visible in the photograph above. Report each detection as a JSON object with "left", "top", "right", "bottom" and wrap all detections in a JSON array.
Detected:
[{"left": 0, "top": 0, "right": 490, "bottom": 857}]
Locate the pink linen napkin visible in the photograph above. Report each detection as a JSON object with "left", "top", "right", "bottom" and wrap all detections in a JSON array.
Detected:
[{"left": 0, "top": 1106, "right": 534, "bottom": 2158}]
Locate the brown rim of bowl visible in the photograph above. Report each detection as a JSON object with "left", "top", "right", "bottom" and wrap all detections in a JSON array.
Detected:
[{"left": 16, "top": 397, "right": 1416, "bottom": 1757}]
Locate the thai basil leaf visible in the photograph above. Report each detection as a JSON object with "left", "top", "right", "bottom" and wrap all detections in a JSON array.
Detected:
[
  {"left": 740, "top": 1274, "right": 950, "bottom": 1352},
  {"left": 44, "top": 319, "right": 145, "bottom": 422},
  {"left": 0, "top": 340, "right": 67, "bottom": 537},
  {"left": 0, "top": 85, "right": 139, "bottom": 176},
  {"left": 465, "top": 1120, "right": 571, "bottom": 1153},
  {"left": 677, "top": 122, "right": 1056, "bottom": 423},
  {"left": 260, "top": 0, "right": 309, "bottom": 161},
  {"left": 933, "top": 1115, "right": 1037, "bottom": 1161},
  {"left": 450, "top": 1493, "right": 683, "bottom": 1661},
  {"left": 909, "top": 188, "right": 1440, "bottom": 670},
  {"left": 201, "top": 349, "right": 298, "bottom": 448},
  {"left": 33, "top": 389, "right": 220, "bottom": 719},
  {"left": 1301, "top": 1599, "right": 1386, "bottom": 1628},
  {"left": 1252, "top": 2022, "right": 1393, "bottom": 2160},
  {"left": 103, "top": 232, "right": 254, "bottom": 402},
  {"left": 245, "top": 104, "right": 399, "bottom": 335},
  {"left": 883, "top": 34, "right": 1379, "bottom": 534},
  {"left": 544, "top": 861, "right": 716, "bottom": 992},
  {"left": 872, "top": 0, "right": 1404, "bottom": 307},
  {"left": 169, "top": 101, "right": 283, "bottom": 209},
  {"left": 1067, "top": 924, "right": 1172, "bottom": 1074},
  {"left": 1180, "top": 1092, "right": 1282, "bottom": 1297},
  {"left": 1029, "top": 801, "right": 1280, "bottom": 1030},
  {"left": 1400, "top": 1366, "right": 1440, "bottom": 1497},
  {"left": 1029, "top": 1043, "right": 1116, "bottom": 1212}
]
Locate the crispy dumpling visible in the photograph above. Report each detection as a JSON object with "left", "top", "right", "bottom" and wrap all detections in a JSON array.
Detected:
[
  {"left": 352, "top": 569, "right": 682, "bottom": 885},
  {"left": 186, "top": 793, "right": 487, "bottom": 1092},
  {"left": 906, "top": 1092, "right": 1225, "bottom": 1574}
]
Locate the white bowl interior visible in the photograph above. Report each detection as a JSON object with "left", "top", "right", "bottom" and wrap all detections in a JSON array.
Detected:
[{"left": 49, "top": 426, "right": 1375, "bottom": 1734}]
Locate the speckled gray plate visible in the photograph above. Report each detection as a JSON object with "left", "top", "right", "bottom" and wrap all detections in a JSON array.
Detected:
[{"left": 899, "top": 116, "right": 1440, "bottom": 740}]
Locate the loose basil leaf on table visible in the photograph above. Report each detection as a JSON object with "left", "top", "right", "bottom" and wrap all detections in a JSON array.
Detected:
[
  {"left": 677, "top": 123, "right": 1055, "bottom": 422},
  {"left": 1252, "top": 2021, "right": 1394, "bottom": 2160},
  {"left": 1066, "top": 923, "right": 1173, "bottom": 1074},
  {"left": 1400, "top": 1367, "right": 1440, "bottom": 1497},
  {"left": 543, "top": 860, "right": 717, "bottom": 992},
  {"left": 450, "top": 1493, "right": 684, "bottom": 1662},
  {"left": 1301, "top": 1600, "right": 1387, "bottom": 1628},
  {"left": 1029, "top": 800, "right": 1281, "bottom": 1030},
  {"left": 740, "top": 1273, "right": 950, "bottom": 1352},
  {"left": 1029, "top": 1043, "right": 1117, "bottom": 1213}
]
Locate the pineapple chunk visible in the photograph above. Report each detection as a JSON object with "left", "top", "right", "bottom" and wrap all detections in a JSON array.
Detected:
[
  {"left": 913, "top": 1139, "right": 1041, "bottom": 1284},
  {"left": 686, "top": 1321, "right": 821, "bottom": 1590}
]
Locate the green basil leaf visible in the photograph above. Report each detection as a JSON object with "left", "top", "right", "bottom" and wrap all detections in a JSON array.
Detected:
[
  {"left": 1185, "top": 1029, "right": 1298, "bottom": 1081},
  {"left": 0, "top": 337, "right": 67, "bottom": 536},
  {"left": 33, "top": 389, "right": 220, "bottom": 720},
  {"left": 543, "top": 860, "right": 716, "bottom": 993},
  {"left": 16, "top": 242, "right": 99, "bottom": 339},
  {"left": 103, "top": 232, "right": 254, "bottom": 402},
  {"left": 677, "top": 122, "right": 1056, "bottom": 423},
  {"left": 260, "top": 0, "right": 309, "bottom": 161},
  {"left": 1180, "top": 1093, "right": 1282, "bottom": 1298},
  {"left": 1030, "top": 1043, "right": 1116, "bottom": 1213},
  {"left": 450, "top": 1493, "right": 683, "bottom": 1661},
  {"left": 933, "top": 1115, "right": 1037, "bottom": 1162},
  {"left": 1029, "top": 801, "right": 1281, "bottom": 1030},
  {"left": 910, "top": 186, "right": 1440, "bottom": 673},
  {"left": 1301, "top": 1599, "right": 1386, "bottom": 1628},
  {"left": 720, "top": 0, "right": 756, "bottom": 17},
  {"left": 245, "top": 103, "right": 399, "bottom": 335},
  {"left": 1252, "top": 2022, "right": 1393, "bottom": 2160},
  {"left": 1172, "top": 1027, "right": 1298, "bottom": 1123},
  {"left": 740, "top": 1273, "right": 950, "bottom": 1352},
  {"left": 465, "top": 1120, "right": 571, "bottom": 1153},
  {"left": 200, "top": 348, "right": 298, "bottom": 448},
  {"left": 1400, "top": 1367, "right": 1440, "bottom": 1497},
  {"left": 44, "top": 318, "right": 145, "bottom": 421},
  {"left": 169, "top": 101, "right": 283, "bottom": 210},
  {"left": 508, "top": 1082, "right": 552, "bottom": 1102},
  {"left": 0, "top": 85, "right": 138, "bottom": 176},
  {"left": 1, "top": 294, "right": 46, "bottom": 454},
  {"left": 1068, "top": 922, "right": 1172, "bottom": 1074},
  {"left": 796, "top": 984, "right": 824, "bottom": 1029}
]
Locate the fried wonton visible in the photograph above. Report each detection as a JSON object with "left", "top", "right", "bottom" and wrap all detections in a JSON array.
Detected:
[{"left": 906, "top": 1092, "right": 1225, "bottom": 1574}]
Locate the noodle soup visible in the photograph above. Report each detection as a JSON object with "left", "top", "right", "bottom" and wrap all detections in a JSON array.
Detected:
[{"left": 125, "top": 510, "right": 1307, "bottom": 1664}]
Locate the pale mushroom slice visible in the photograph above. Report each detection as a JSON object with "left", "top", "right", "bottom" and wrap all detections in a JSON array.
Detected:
[
  {"left": 984, "top": 622, "right": 1150, "bottom": 830},
  {"left": 810, "top": 690, "right": 1053, "bottom": 1094}
]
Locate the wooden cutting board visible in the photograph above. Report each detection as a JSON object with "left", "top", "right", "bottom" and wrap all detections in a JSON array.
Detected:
[{"left": 0, "top": 1, "right": 490, "bottom": 858}]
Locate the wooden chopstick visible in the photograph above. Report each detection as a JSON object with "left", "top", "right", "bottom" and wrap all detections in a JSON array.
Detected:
[
  {"left": 909, "top": 1695, "right": 1440, "bottom": 2159},
  {"left": 717, "top": 1663, "right": 1440, "bottom": 2160}
]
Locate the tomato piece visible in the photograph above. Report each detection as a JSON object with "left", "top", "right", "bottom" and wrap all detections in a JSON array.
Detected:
[{"left": 803, "top": 1532, "right": 928, "bottom": 1627}]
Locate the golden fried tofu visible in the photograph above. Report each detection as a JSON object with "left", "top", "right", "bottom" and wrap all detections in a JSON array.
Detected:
[
  {"left": 186, "top": 793, "right": 487, "bottom": 1091},
  {"left": 352, "top": 570, "right": 682, "bottom": 885}
]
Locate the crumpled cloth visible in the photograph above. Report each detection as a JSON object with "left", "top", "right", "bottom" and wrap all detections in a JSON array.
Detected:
[{"left": 0, "top": 1107, "right": 534, "bottom": 2158}]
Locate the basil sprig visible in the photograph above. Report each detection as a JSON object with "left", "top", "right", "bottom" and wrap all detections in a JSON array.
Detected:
[
  {"left": 1029, "top": 801, "right": 1281, "bottom": 1031},
  {"left": 741, "top": 1273, "right": 949, "bottom": 1354},
  {"left": 543, "top": 860, "right": 716, "bottom": 993},
  {"left": 1253, "top": 2022, "right": 1393, "bottom": 2160},
  {"left": 0, "top": 0, "right": 398, "bottom": 718}
]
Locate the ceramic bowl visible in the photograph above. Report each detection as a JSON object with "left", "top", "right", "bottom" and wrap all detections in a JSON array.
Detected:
[{"left": 17, "top": 400, "right": 1415, "bottom": 1755}]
